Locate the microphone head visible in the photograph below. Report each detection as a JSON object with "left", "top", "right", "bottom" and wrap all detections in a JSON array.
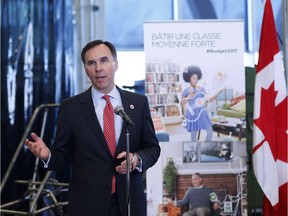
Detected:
[
  {"left": 113, "top": 105, "right": 134, "bottom": 127},
  {"left": 114, "top": 106, "right": 124, "bottom": 115}
]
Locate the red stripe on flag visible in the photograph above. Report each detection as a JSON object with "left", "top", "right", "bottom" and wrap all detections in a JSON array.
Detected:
[
  {"left": 275, "top": 97, "right": 288, "bottom": 162},
  {"left": 256, "top": 0, "right": 280, "bottom": 74}
]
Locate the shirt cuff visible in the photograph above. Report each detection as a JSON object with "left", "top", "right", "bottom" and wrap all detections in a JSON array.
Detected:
[
  {"left": 41, "top": 149, "right": 51, "bottom": 168},
  {"left": 134, "top": 153, "right": 143, "bottom": 172}
]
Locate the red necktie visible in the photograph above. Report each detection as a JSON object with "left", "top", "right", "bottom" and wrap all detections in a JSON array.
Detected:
[{"left": 102, "top": 95, "right": 116, "bottom": 193}]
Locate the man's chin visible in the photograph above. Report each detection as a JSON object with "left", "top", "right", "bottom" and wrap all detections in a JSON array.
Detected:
[{"left": 93, "top": 83, "right": 114, "bottom": 94}]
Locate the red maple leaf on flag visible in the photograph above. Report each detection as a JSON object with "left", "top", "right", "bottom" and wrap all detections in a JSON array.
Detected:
[{"left": 253, "top": 83, "right": 277, "bottom": 159}]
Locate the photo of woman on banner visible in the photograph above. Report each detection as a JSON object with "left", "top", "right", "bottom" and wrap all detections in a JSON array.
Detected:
[{"left": 181, "top": 65, "right": 221, "bottom": 142}]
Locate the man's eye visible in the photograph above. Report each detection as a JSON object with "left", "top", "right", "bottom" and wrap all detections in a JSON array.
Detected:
[
  {"left": 87, "top": 61, "right": 96, "bottom": 66},
  {"left": 100, "top": 59, "right": 108, "bottom": 64}
]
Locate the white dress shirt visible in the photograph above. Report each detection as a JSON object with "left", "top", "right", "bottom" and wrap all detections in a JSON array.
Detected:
[{"left": 91, "top": 85, "right": 123, "bottom": 146}]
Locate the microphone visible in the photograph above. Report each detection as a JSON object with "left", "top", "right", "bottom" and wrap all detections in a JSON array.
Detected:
[{"left": 114, "top": 106, "right": 134, "bottom": 127}]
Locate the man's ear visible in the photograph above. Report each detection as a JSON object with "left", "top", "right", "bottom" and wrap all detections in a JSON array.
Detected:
[{"left": 113, "top": 60, "right": 118, "bottom": 70}]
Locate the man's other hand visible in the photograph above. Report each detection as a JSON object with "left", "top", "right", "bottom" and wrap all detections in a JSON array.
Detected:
[
  {"left": 115, "top": 151, "right": 140, "bottom": 174},
  {"left": 25, "top": 133, "right": 49, "bottom": 161}
]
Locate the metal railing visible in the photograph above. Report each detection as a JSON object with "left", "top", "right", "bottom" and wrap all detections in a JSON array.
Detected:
[{"left": 1, "top": 104, "right": 69, "bottom": 215}]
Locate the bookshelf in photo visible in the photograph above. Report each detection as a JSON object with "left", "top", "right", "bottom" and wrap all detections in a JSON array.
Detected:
[{"left": 145, "top": 62, "right": 182, "bottom": 124}]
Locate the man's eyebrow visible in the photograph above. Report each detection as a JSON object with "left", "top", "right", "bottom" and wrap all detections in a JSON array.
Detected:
[
  {"left": 87, "top": 59, "right": 96, "bottom": 63},
  {"left": 100, "top": 56, "right": 109, "bottom": 60},
  {"left": 86, "top": 56, "right": 110, "bottom": 62}
]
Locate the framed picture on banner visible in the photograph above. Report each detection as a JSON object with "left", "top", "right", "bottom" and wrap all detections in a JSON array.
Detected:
[
  {"left": 200, "top": 141, "right": 233, "bottom": 162},
  {"left": 182, "top": 141, "right": 199, "bottom": 163}
]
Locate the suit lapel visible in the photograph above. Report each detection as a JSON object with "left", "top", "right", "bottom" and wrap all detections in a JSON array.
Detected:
[
  {"left": 116, "top": 88, "right": 135, "bottom": 154},
  {"left": 79, "top": 88, "right": 112, "bottom": 156}
]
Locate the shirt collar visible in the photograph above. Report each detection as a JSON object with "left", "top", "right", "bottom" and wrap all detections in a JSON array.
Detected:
[{"left": 91, "top": 85, "right": 120, "bottom": 101}]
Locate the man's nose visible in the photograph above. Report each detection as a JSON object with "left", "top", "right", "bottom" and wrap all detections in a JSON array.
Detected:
[{"left": 95, "top": 62, "right": 102, "bottom": 71}]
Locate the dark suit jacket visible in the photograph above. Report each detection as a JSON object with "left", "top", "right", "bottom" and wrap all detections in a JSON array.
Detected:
[{"left": 48, "top": 86, "right": 160, "bottom": 216}]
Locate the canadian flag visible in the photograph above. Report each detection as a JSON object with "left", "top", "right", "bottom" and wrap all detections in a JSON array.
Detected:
[{"left": 253, "top": 0, "right": 288, "bottom": 215}]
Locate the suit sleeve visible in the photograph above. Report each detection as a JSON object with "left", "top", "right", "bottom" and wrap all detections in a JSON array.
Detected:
[
  {"left": 47, "top": 102, "right": 72, "bottom": 171},
  {"left": 136, "top": 96, "right": 160, "bottom": 173}
]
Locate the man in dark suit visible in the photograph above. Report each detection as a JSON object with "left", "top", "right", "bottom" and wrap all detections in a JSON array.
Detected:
[{"left": 25, "top": 40, "right": 160, "bottom": 216}]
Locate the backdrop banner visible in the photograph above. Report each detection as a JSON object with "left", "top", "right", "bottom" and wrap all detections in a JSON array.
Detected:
[{"left": 144, "top": 20, "right": 247, "bottom": 216}]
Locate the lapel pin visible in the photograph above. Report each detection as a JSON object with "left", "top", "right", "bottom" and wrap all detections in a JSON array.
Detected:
[{"left": 130, "top": 104, "right": 134, "bottom": 110}]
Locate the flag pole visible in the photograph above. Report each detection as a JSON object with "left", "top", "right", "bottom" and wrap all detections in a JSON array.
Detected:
[{"left": 283, "top": 0, "right": 288, "bottom": 87}]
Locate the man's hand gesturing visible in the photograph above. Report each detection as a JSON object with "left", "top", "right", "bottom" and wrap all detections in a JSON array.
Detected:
[{"left": 25, "top": 133, "right": 49, "bottom": 161}]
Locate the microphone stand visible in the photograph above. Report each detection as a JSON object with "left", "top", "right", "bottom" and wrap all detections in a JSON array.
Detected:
[
  {"left": 125, "top": 123, "right": 131, "bottom": 216},
  {"left": 114, "top": 106, "right": 134, "bottom": 216}
]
